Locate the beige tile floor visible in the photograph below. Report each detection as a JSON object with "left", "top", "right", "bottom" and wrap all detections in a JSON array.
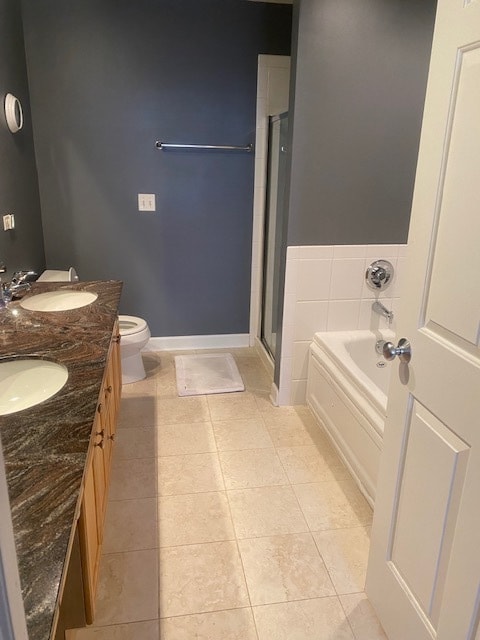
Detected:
[{"left": 68, "top": 348, "right": 387, "bottom": 640}]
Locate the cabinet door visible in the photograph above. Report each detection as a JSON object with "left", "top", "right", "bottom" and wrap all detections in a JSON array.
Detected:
[
  {"left": 103, "top": 325, "right": 122, "bottom": 474},
  {"left": 78, "top": 323, "right": 122, "bottom": 624},
  {"left": 101, "top": 377, "right": 114, "bottom": 483},
  {"left": 102, "top": 410, "right": 114, "bottom": 490},
  {"left": 92, "top": 408, "right": 107, "bottom": 539},
  {"left": 78, "top": 455, "right": 100, "bottom": 624}
]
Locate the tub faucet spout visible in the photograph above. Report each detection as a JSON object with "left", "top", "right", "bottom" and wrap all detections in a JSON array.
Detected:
[{"left": 372, "top": 301, "right": 393, "bottom": 323}]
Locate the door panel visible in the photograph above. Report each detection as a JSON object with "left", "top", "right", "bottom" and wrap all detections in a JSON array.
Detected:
[
  {"left": 389, "top": 402, "right": 470, "bottom": 625},
  {"left": 426, "top": 45, "right": 480, "bottom": 345}
]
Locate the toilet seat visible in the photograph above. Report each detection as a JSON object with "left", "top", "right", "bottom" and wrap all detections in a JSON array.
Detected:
[{"left": 119, "top": 315, "right": 148, "bottom": 337}]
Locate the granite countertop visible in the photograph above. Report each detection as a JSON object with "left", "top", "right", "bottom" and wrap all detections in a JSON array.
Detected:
[{"left": 0, "top": 280, "right": 122, "bottom": 640}]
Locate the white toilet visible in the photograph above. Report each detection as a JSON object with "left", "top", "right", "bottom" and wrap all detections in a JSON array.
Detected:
[
  {"left": 37, "top": 268, "right": 151, "bottom": 384},
  {"left": 118, "top": 315, "right": 151, "bottom": 384}
]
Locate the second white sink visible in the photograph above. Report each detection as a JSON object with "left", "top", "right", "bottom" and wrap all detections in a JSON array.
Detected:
[
  {"left": 20, "top": 290, "right": 98, "bottom": 312},
  {"left": 0, "top": 358, "right": 68, "bottom": 415}
]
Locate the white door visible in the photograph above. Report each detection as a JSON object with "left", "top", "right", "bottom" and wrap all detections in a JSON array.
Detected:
[{"left": 366, "top": 1, "right": 480, "bottom": 638}]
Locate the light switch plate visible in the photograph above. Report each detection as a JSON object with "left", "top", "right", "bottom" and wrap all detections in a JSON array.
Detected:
[
  {"left": 3, "top": 214, "right": 15, "bottom": 231},
  {"left": 138, "top": 194, "right": 156, "bottom": 211}
]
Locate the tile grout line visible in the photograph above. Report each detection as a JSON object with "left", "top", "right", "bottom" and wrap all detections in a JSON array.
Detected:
[
  {"left": 260, "top": 412, "right": 337, "bottom": 583},
  {"left": 89, "top": 617, "right": 159, "bottom": 633},
  {"left": 209, "top": 394, "right": 260, "bottom": 640},
  {"left": 337, "top": 593, "right": 361, "bottom": 640},
  {"left": 311, "top": 531, "right": 345, "bottom": 600},
  {"left": 269, "top": 409, "right": 318, "bottom": 536},
  {"left": 154, "top": 373, "right": 162, "bottom": 622},
  {"left": 158, "top": 604, "right": 255, "bottom": 622},
  {"left": 155, "top": 433, "right": 161, "bottom": 623},
  {"left": 160, "top": 399, "right": 260, "bottom": 635}
]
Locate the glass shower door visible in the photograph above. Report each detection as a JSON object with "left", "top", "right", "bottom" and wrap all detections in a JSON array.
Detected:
[{"left": 261, "top": 113, "right": 289, "bottom": 360}]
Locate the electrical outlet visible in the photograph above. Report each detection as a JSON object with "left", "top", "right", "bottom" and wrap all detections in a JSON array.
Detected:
[
  {"left": 138, "top": 194, "right": 156, "bottom": 211},
  {"left": 3, "top": 214, "right": 15, "bottom": 231}
]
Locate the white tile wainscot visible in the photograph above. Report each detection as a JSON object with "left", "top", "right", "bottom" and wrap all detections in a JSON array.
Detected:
[{"left": 277, "top": 244, "right": 408, "bottom": 405}]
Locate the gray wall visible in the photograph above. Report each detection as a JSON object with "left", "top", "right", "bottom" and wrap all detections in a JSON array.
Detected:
[
  {"left": 0, "top": 0, "right": 45, "bottom": 280},
  {"left": 21, "top": 0, "right": 292, "bottom": 336},
  {"left": 287, "top": 0, "right": 436, "bottom": 246},
  {"left": 273, "top": 0, "right": 436, "bottom": 385}
]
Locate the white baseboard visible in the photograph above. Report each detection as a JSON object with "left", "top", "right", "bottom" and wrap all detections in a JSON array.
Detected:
[{"left": 143, "top": 333, "right": 250, "bottom": 352}]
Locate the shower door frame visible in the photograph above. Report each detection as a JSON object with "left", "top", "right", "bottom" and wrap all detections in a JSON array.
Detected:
[
  {"left": 248, "top": 55, "right": 290, "bottom": 379},
  {"left": 260, "top": 112, "right": 289, "bottom": 362}
]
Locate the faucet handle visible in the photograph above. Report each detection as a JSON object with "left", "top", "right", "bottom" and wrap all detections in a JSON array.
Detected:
[
  {"left": 0, "top": 262, "right": 6, "bottom": 274},
  {"left": 366, "top": 260, "right": 394, "bottom": 291},
  {"left": 12, "top": 270, "right": 39, "bottom": 284}
]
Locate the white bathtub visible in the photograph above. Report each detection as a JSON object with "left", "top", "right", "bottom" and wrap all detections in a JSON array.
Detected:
[{"left": 306, "top": 329, "right": 394, "bottom": 506}]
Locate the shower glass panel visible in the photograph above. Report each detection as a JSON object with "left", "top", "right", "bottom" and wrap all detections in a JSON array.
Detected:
[{"left": 261, "top": 112, "right": 289, "bottom": 360}]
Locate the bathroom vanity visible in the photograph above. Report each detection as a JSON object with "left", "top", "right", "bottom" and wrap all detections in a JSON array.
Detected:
[{"left": 0, "top": 280, "right": 122, "bottom": 640}]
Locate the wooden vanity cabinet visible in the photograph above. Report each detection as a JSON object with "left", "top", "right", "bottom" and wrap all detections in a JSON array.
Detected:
[{"left": 78, "top": 322, "right": 122, "bottom": 623}]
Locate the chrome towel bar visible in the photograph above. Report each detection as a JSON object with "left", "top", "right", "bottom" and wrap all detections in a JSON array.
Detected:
[{"left": 155, "top": 141, "right": 253, "bottom": 152}]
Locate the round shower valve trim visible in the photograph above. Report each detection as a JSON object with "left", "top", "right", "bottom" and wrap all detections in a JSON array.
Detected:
[{"left": 365, "top": 259, "right": 394, "bottom": 291}]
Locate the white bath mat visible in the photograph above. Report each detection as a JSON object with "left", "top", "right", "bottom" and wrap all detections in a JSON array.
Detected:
[{"left": 175, "top": 353, "right": 245, "bottom": 397}]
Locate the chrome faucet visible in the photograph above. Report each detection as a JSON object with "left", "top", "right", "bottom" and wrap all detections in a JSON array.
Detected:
[
  {"left": 11, "top": 270, "right": 39, "bottom": 286},
  {"left": 372, "top": 300, "right": 393, "bottom": 323},
  {"left": 2, "top": 270, "right": 39, "bottom": 303},
  {"left": 3, "top": 281, "right": 31, "bottom": 299}
]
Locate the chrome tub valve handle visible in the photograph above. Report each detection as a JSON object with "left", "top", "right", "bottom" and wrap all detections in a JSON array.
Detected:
[
  {"left": 382, "top": 338, "right": 412, "bottom": 363},
  {"left": 366, "top": 260, "right": 394, "bottom": 291}
]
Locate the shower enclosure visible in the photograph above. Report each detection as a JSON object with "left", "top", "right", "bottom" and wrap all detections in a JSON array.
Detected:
[{"left": 261, "top": 112, "right": 289, "bottom": 360}]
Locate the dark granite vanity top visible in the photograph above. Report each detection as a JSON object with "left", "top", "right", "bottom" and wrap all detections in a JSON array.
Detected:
[{"left": 0, "top": 280, "right": 122, "bottom": 640}]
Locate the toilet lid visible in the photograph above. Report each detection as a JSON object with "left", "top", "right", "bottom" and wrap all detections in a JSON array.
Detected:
[{"left": 119, "top": 315, "right": 148, "bottom": 336}]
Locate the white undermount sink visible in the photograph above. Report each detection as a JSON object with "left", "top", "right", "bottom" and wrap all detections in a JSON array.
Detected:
[
  {"left": 20, "top": 290, "right": 98, "bottom": 312},
  {"left": 0, "top": 358, "right": 68, "bottom": 416}
]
